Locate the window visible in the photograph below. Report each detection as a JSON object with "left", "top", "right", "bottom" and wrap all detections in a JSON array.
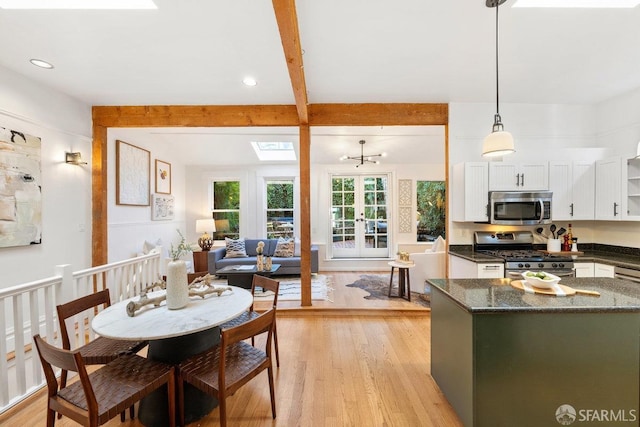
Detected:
[
  {"left": 266, "top": 180, "right": 294, "bottom": 238},
  {"left": 212, "top": 180, "right": 240, "bottom": 240},
  {"left": 416, "top": 181, "right": 446, "bottom": 242}
]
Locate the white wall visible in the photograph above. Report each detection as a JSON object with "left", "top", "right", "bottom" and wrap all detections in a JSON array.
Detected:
[
  {"left": 107, "top": 129, "right": 190, "bottom": 264},
  {"left": 0, "top": 65, "right": 92, "bottom": 288}
]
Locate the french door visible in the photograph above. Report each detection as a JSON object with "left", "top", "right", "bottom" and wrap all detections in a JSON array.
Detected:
[{"left": 331, "top": 174, "right": 389, "bottom": 258}]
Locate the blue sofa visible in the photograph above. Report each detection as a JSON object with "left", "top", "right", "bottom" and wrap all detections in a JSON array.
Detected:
[{"left": 208, "top": 238, "right": 319, "bottom": 275}]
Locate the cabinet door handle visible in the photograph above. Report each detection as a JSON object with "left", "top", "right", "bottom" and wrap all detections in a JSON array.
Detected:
[
  {"left": 570, "top": 203, "right": 574, "bottom": 217},
  {"left": 516, "top": 173, "right": 520, "bottom": 187},
  {"left": 521, "top": 173, "right": 525, "bottom": 187},
  {"left": 483, "top": 265, "right": 501, "bottom": 270},
  {"left": 614, "top": 202, "right": 618, "bottom": 216}
]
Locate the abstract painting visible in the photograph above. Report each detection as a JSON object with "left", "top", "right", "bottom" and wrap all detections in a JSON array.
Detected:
[
  {"left": 116, "top": 140, "right": 150, "bottom": 206},
  {"left": 0, "top": 126, "right": 42, "bottom": 248}
]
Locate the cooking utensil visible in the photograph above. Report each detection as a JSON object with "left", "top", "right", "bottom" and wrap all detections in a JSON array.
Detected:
[
  {"left": 556, "top": 227, "right": 566, "bottom": 237},
  {"left": 549, "top": 224, "right": 557, "bottom": 239},
  {"left": 535, "top": 227, "right": 548, "bottom": 239}
]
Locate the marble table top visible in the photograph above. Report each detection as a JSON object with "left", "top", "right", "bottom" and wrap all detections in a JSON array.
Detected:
[{"left": 92, "top": 286, "right": 253, "bottom": 341}]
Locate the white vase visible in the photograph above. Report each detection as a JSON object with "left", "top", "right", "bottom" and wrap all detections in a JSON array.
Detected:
[{"left": 166, "top": 260, "right": 189, "bottom": 310}]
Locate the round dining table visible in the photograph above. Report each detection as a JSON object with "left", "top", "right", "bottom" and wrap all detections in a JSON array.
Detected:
[{"left": 92, "top": 285, "right": 253, "bottom": 427}]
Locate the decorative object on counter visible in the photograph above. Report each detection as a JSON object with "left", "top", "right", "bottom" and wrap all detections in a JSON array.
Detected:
[
  {"left": 167, "top": 230, "right": 193, "bottom": 310},
  {"left": 195, "top": 218, "right": 216, "bottom": 251},
  {"left": 482, "top": 0, "right": 515, "bottom": 157},
  {"left": 547, "top": 238, "right": 561, "bottom": 253},
  {"left": 126, "top": 274, "right": 232, "bottom": 317},
  {"left": 265, "top": 255, "right": 272, "bottom": 270}
]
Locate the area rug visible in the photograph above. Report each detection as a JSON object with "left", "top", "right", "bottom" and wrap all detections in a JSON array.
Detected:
[
  {"left": 251, "top": 274, "right": 331, "bottom": 301},
  {"left": 346, "top": 274, "right": 430, "bottom": 308}
]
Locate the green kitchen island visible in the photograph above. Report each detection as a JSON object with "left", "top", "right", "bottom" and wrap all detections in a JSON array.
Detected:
[{"left": 429, "top": 277, "right": 640, "bottom": 427}]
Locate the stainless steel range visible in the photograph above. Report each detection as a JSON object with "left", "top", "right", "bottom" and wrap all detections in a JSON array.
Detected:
[{"left": 474, "top": 231, "right": 575, "bottom": 279}]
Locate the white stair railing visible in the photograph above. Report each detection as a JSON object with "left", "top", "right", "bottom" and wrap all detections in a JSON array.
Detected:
[{"left": 0, "top": 250, "right": 162, "bottom": 414}]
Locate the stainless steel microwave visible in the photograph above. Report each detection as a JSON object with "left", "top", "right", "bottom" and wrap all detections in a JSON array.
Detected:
[{"left": 489, "top": 191, "right": 552, "bottom": 225}]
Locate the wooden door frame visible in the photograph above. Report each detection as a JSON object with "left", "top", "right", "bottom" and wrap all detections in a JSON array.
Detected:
[{"left": 91, "top": 103, "right": 449, "bottom": 306}]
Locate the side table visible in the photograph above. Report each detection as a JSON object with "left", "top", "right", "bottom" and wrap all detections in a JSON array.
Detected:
[
  {"left": 192, "top": 251, "right": 209, "bottom": 274},
  {"left": 388, "top": 261, "right": 415, "bottom": 301}
]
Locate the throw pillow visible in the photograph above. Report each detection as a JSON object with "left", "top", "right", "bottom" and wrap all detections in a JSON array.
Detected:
[
  {"left": 224, "top": 237, "right": 248, "bottom": 258},
  {"left": 274, "top": 237, "right": 294, "bottom": 257},
  {"left": 294, "top": 237, "right": 301, "bottom": 257},
  {"left": 431, "top": 235, "right": 446, "bottom": 252}
]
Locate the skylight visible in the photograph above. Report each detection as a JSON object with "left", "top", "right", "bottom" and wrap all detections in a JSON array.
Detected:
[
  {"left": 513, "top": 0, "right": 640, "bottom": 7},
  {"left": 250, "top": 142, "right": 296, "bottom": 162},
  {"left": 0, "top": 0, "right": 157, "bottom": 9}
]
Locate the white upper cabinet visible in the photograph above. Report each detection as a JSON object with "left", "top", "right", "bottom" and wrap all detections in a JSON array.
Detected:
[
  {"left": 548, "top": 161, "right": 595, "bottom": 220},
  {"left": 489, "top": 162, "right": 548, "bottom": 191},
  {"left": 595, "top": 157, "right": 622, "bottom": 220},
  {"left": 452, "top": 162, "right": 489, "bottom": 222},
  {"left": 626, "top": 157, "right": 640, "bottom": 219}
]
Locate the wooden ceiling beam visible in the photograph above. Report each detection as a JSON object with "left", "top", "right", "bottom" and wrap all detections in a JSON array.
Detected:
[
  {"left": 309, "top": 103, "right": 448, "bottom": 126},
  {"left": 272, "top": 0, "right": 309, "bottom": 124},
  {"left": 92, "top": 105, "right": 300, "bottom": 128}
]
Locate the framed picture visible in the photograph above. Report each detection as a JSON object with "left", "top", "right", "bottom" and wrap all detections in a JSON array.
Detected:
[
  {"left": 152, "top": 193, "right": 175, "bottom": 220},
  {"left": 116, "top": 140, "right": 150, "bottom": 206},
  {"left": 155, "top": 159, "right": 171, "bottom": 194}
]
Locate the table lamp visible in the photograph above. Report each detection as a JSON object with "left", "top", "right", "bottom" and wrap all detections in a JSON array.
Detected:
[{"left": 196, "top": 219, "right": 216, "bottom": 251}]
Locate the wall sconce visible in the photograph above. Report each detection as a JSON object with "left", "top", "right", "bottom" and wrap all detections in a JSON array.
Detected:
[
  {"left": 196, "top": 218, "right": 216, "bottom": 251},
  {"left": 65, "top": 152, "right": 87, "bottom": 165}
]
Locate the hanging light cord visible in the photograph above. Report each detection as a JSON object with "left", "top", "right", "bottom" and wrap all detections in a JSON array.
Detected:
[{"left": 495, "top": 2, "right": 500, "bottom": 119}]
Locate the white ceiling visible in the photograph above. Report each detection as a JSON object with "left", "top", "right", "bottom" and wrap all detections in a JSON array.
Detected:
[{"left": 0, "top": 0, "right": 638, "bottom": 164}]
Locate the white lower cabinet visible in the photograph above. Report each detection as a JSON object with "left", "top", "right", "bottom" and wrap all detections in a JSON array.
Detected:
[
  {"left": 594, "top": 263, "right": 615, "bottom": 278},
  {"left": 477, "top": 263, "right": 504, "bottom": 278},
  {"left": 449, "top": 255, "right": 504, "bottom": 278},
  {"left": 574, "top": 262, "right": 595, "bottom": 278}
]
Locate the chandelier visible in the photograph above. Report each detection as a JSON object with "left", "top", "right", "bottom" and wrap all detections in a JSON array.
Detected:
[{"left": 340, "top": 140, "right": 386, "bottom": 167}]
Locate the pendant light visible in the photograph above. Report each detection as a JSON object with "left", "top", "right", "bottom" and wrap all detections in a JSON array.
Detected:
[{"left": 482, "top": 0, "right": 515, "bottom": 157}]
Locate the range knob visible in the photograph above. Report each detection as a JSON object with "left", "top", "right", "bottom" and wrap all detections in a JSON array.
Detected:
[
  {"left": 558, "top": 263, "right": 565, "bottom": 268},
  {"left": 518, "top": 263, "right": 524, "bottom": 268},
  {"left": 538, "top": 263, "right": 544, "bottom": 268},
  {"left": 552, "top": 263, "right": 558, "bottom": 268},
  {"left": 524, "top": 263, "right": 531, "bottom": 269}
]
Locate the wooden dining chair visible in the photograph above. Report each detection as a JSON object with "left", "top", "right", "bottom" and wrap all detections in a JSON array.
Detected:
[
  {"left": 219, "top": 274, "right": 280, "bottom": 367},
  {"left": 33, "top": 334, "right": 176, "bottom": 427},
  {"left": 177, "top": 308, "right": 277, "bottom": 427},
  {"left": 56, "top": 289, "right": 148, "bottom": 419}
]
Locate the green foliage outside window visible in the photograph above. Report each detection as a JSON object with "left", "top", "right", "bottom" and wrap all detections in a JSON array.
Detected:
[
  {"left": 417, "top": 181, "right": 446, "bottom": 242},
  {"left": 266, "top": 180, "right": 294, "bottom": 238},
  {"left": 212, "top": 181, "right": 240, "bottom": 239}
]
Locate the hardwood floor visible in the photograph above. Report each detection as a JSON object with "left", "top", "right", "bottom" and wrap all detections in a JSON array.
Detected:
[{"left": 1, "top": 271, "right": 463, "bottom": 427}]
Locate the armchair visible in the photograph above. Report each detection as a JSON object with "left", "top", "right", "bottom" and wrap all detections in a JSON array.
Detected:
[{"left": 408, "top": 237, "right": 446, "bottom": 293}]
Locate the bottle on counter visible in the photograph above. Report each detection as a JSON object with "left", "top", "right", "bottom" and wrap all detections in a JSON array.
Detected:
[{"left": 567, "top": 223, "right": 573, "bottom": 242}]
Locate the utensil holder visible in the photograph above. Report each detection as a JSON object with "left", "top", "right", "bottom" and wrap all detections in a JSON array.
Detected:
[{"left": 547, "top": 239, "right": 561, "bottom": 252}]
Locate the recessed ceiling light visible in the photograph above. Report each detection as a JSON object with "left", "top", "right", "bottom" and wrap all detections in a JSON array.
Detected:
[
  {"left": 513, "top": 0, "right": 640, "bottom": 7},
  {"left": 30, "top": 59, "right": 54, "bottom": 69},
  {"left": 243, "top": 77, "right": 257, "bottom": 87},
  {"left": 0, "top": 0, "right": 157, "bottom": 9}
]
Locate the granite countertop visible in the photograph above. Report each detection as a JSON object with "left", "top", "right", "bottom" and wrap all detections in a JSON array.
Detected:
[{"left": 428, "top": 277, "right": 640, "bottom": 313}]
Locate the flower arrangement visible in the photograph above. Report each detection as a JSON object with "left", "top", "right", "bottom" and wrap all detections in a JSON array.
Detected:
[
  {"left": 256, "top": 241, "right": 265, "bottom": 255},
  {"left": 169, "top": 229, "right": 192, "bottom": 261}
]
